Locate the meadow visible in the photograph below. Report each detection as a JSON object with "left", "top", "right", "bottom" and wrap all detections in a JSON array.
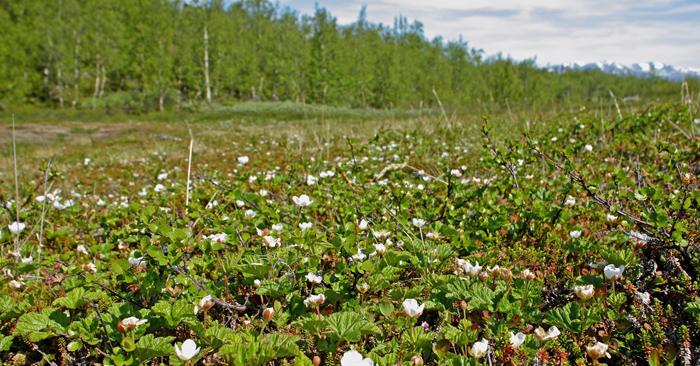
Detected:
[{"left": 1, "top": 96, "right": 699, "bottom": 366}]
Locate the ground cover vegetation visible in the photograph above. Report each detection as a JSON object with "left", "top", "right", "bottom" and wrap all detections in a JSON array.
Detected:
[
  {"left": 0, "top": 94, "right": 699, "bottom": 365},
  {"left": 1, "top": 0, "right": 697, "bottom": 115}
]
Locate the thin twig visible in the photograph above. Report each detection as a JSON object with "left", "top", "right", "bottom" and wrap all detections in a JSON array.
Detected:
[
  {"left": 84, "top": 296, "right": 115, "bottom": 353},
  {"left": 185, "top": 139, "right": 194, "bottom": 214},
  {"left": 12, "top": 115, "right": 21, "bottom": 254}
]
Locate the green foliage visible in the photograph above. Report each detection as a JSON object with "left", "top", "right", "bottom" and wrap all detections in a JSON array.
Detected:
[
  {"left": 0, "top": 100, "right": 699, "bottom": 365},
  {"left": 0, "top": 0, "right": 691, "bottom": 112}
]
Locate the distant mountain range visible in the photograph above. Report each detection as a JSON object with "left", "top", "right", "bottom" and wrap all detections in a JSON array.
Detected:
[{"left": 549, "top": 61, "right": 700, "bottom": 82}]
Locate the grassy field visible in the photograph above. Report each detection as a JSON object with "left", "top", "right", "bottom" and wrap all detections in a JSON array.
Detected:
[{"left": 0, "top": 97, "right": 699, "bottom": 365}]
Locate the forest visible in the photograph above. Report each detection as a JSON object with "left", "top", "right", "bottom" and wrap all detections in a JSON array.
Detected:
[{"left": 0, "top": 0, "right": 696, "bottom": 114}]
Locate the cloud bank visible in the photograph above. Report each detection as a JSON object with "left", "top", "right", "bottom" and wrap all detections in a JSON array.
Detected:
[{"left": 277, "top": 0, "right": 700, "bottom": 68}]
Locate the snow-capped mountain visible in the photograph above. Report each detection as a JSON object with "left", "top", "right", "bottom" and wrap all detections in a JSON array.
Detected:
[{"left": 549, "top": 61, "right": 700, "bottom": 81}]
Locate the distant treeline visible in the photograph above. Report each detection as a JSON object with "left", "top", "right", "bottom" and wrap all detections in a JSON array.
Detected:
[{"left": 0, "top": 0, "right": 695, "bottom": 113}]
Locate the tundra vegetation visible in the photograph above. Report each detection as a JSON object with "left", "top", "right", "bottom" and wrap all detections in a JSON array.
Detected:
[
  {"left": 2, "top": 1, "right": 700, "bottom": 366},
  {"left": 1, "top": 95, "right": 699, "bottom": 365}
]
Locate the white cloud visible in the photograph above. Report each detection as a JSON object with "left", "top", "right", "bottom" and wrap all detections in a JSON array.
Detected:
[{"left": 278, "top": 0, "right": 700, "bottom": 68}]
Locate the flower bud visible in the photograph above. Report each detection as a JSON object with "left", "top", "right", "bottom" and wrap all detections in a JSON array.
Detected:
[
  {"left": 460, "top": 301, "right": 468, "bottom": 311},
  {"left": 521, "top": 269, "right": 536, "bottom": 281},
  {"left": 410, "top": 355, "right": 424, "bottom": 365},
  {"left": 502, "top": 269, "right": 513, "bottom": 281},
  {"left": 313, "top": 356, "right": 321, "bottom": 366},
  {"left": 478, "top": 272, "right": 489, "bottom": 282},
  {"left": 263, "top": 307, "right": 274, "bottom": 322},
  {"left": 586, "top": 342, "right": 610, "bottom": 360},
  {"left": 117, "top": 321, "right": 127, "bottom": 334},
  {"left": 357, "top": 282, "right": 370, "bottom": 294},
  {"left": 574, "top": 284, "right": 595, "bottom": 301}
]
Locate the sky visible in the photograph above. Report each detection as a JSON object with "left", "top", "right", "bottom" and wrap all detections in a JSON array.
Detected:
[{"left": 276, "top": 0, "right": 700, "bottom": 69}]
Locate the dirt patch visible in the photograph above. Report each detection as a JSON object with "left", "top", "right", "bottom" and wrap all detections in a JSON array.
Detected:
[{"left": 0, "top": 121, "right": 155, "bottom": 146}]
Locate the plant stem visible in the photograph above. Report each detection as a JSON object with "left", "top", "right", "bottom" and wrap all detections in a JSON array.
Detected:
[{"left": 520, "top": 281, "right": 531, "bottom": 310}]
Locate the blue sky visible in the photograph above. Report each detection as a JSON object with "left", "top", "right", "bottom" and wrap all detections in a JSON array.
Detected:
[{"left": 276, "top": 0, "right": 700, "bottom": 69}]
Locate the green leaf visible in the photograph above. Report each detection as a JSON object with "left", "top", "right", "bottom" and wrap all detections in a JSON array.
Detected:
[
  {"left": 53, "top": 287, "right": 103, "bottom": 309},
  {"left": 324, "top": 312, "right": 380, "bottom": 343},
  {"left": 132, "top": 334, "right": 176, "bottom": 361},
  {"left": 0, "top": 335, "right": 13, "bottom": 352},
  {"left": 467, "top": 283, "right": 497, "bottom": 312},
  {"left": 67, "top": 340, "right": 83, "bottom": 352},
  {"left": 378, "top": 301, "right": 394, "bottom": 317},
  {"left": 684, "top": 302, "right": 700, "bottom": 318},
  {"left": 121, "top": 337, "right": 136, "bottom": 352}
]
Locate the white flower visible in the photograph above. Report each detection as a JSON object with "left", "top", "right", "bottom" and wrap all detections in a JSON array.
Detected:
[
  {"left": 534, "top": 326, "right": 560, "bottom": 341},
  {"left": 340, "top": 350, "right": 374, "bottom": 366},
  {"left": 36, "top": 195, "right": 46, "bottom": 203},
  {"left": 8, "top": 280, "right": 23, "bottom": 289},
  {"left": 21, "top": 256, "right": 33, "bottom": 264},
  {"left": 574, "top": 284, "right": 595, "bottom": 300},
  {"left": 174, "top": 339, "right": 201, "bottom": 361},
  {"left": 238, "top": 156, "right": 249, "bottom": 165},
  {"left": 128, "top": 253, "right": 147, "bottom": 267},
  {"left": 121, "top": 316, "right": 147, "bottom": 331},
  {"left": 304, "top": 294, "right": 326, "bottom": 307},
  {"left": 306, "top": 273, "right": 323, "bottom": 284},
  {"left": 8, "top": 222, "right": 26, "bottom": 234},
  {"left": 629, "top": 231, "right": 652, "bottom": 245},
  {"left": 564, "top": 195, "right": 576, "bottom": 206},
  {"left": 306, "top": 175, "right": 317, "bottom": 186},
  {"left": 469, "top": 339, "right": 489, "bottom": 358},
  {"left": 77, "top": 245, "right": 89, "bottom": 255},
  {"left": 84, "top": 263, "right": 98, "bottom": 272},
  {"left": 292, "top": 194, "right": 313, "bottom": 207},
  {"left": 272, "top": 223, "right": 284, "bottom": 232},
  {"left": 586, "top": 341, "right": 610, "bottom": 360},
  {"left": 450, "top": 169, "right": 462, "bottom": 177},
  {"left": 509, "top": 332, "right": 526, "bottom": 348},
  {"left": 351, "top": 250, "right": 367, "bottom": 261},
  {"left": 254, "top": 279, "right": 261, "bottom": 287},
  {"left": 373, "top": 229, "right": 390, "bottom": 238},
  {"left": 373, "top": 244, "right": 386, "bottom": 255},
  {"left": 84, "top": 158, "right": 91, "bottom": 166},
  {"left": 636, "top": 291, "right": 651, "bottom": 304},
  {"left": 606, "top": 214, "right": 618, "bottom": 222},
  {"left": 157, "top": 172, "right": 168, "bottom": 180},
  {"left": 205, "top": 233, "right": 227, "bottom": 243},
  {"left": 551, "top": 137, "right": 558, "bottom": 142},
  {"left": 263, "top": 235, "right": 281, "bottom": 248},
  {"left": 358, "top": 219, "right": 368, "bottom": 230},
  {"left": 603, "top": 264, "right": 625, "bottom": 280},
  {"left": 299, "top": 222, "right": 313, "bottom": 231},
  {"left": 584, "top": 144, "right": 593, "bottom": 152},
  {"left": 569, "top": 230, "right": 582, "bottom": 239},
  {"left": 154, "top": 184, "right": 166, "bottom": 192},
  {"left": 244, "top": 209, "right": 256, "bottom": 218},
  {"left": 259, "top": 189, "right": 269, "bottom": 197},
  {"left": 236, "top": 200, "right": 245, "bottom": 207},
  {"left": 464, "top": 261, "right": 483, "bottom": 277},
  {"left": 521, "top": 269, "right": 536, "bottom": 280},
  {"left": 412, "top": 218, "right": 426, "bottom": 228},
  {"left": 402, "top": 298, "right": 425, "bottom": 318},
  {"left": 194, "top": 295, "right": 215, "bottom": 314}
]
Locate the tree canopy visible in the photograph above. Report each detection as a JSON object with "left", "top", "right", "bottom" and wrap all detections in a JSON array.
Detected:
[{"left": 0, "top": 0, "right": 693, "bottom": 113}]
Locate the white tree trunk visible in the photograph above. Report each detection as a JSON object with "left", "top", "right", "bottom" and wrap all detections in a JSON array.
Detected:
[
  {"left": 72, "top": 29, "right": 81, "bottom": 108},
  {"left": 204, "top": 25, "right": 211, "bottom": 103}
]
